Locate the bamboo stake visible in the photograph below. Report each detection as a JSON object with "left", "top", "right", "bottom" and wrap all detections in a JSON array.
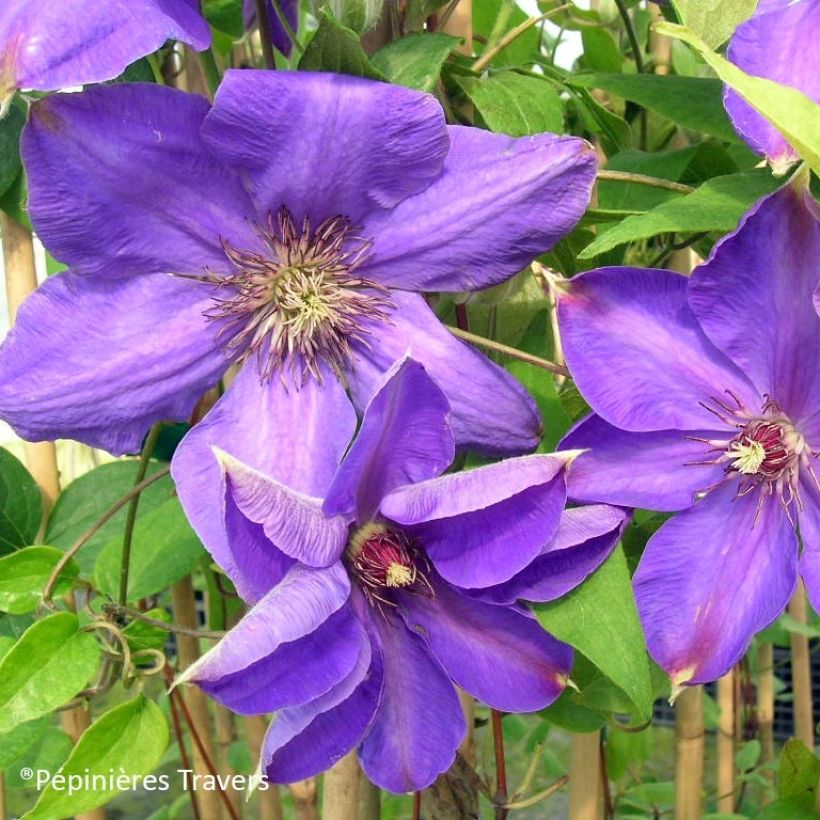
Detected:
[
  {"left": 568, "top": 731, "right": 601, "bottom": 820},
  {"left": 172, "top": 576, "right": 223, "bottom": 820},
  {"left": 323, "top": 752, "right": 361, "bottom": 820},
  {"left": 789, "top": 582, "right": 815, "bottom": 749},
  {"left": 442, "top": 0, "right": 472, "bottom": 55},
  {"left": 674, "top": 687, "right": 704, "bottom": 820},
  {"left": 290, "top": 779, "right": 319, "bottom": 820},
  {"left": 757, "top": 643, "right": 775, "bottom": 803},
  {"left": 716, "top": 670, "right": 736, "bottom": 813},
  {"left": 245, "top": 715, "right": 284, "bottom": 820},
  {"left": 358, "top": 775, "right": 381, "bottom": 820}
]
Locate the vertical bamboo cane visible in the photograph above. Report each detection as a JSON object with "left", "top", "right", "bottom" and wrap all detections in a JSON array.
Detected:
[
  {"left": 757, "top": 643, "right": 775, "bottom": 804},
  {"left": 245, "top": 715, "right": 285, "bottom": 820},
  {"left": 674, "top": 687, "right": 704, "bottom": 820},
  {"left": 568, "top": 732, "right": 602, "bottom": 820},
  {"left": 716, "top": 670, "right": 736, "bottom": 813},
  {"left": 290, "top": 779, "right": 320, "bottom": 820},
  {"left": 789, "top": 582, "right": 815, "bottom": 749},
  {"left": 323, "top": 752, "right": 361, "bottom": 820},
  {"left": 172, "top": 576, "right": 223, "bottom": 820}
]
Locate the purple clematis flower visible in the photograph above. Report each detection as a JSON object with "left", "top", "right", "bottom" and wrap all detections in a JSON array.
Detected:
[
  {"left": 724, "top": 0, "right": 819, "bottom": 173},
  {"left": 243, "top": 0, "right": 299, "bottom": 57},
  {"left": 0, "top": 71, "right": 596, "bottom": 460},
  {"left": 0, "top": 0, "right": 210, "bottom": 112},
  {"left": 174, "top": 358, "right": 624, "bottom": 792},
  {"left": 555, "top": 179, "right": 820, "bottom": 687}
]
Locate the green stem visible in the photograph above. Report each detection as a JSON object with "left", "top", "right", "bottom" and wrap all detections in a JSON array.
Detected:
[
  {"left": 118, "top": 423, "right": 163, "bottom": 606},
  {"left": 612, "top": 0, "right": 647, "bottom": 149},
  {"left": 448, "top": 326, "right": 569, "bottom": 377},
  {"left": 198, "top": 48, "right": 222, "bottom": 97},
  {"left": 596, "top": 169, "right": 694, "bottom": 194},
  {"left": 147, "top": 54, "right": 166, "bottom": 85}
]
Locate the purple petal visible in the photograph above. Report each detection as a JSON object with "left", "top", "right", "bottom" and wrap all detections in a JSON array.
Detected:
[
  {"left": 688, "top": 182, "right": 820, "bottom": 426},
  {"left": 361, "top": 126, "right": 596, "bottom": 291},
  {"left": 398, "top": 579, "right": 571, "bottom": 711},
  {"left": 178, "top": 563, "right": 351, "bottom": 686},
  {"left": 0, "top": 0, "right": 210, "bottom": 98},
  {"left": 634, "top": 482, "right": 797, "bottom": 685},
  {"left": 220, "top": 451, "right": 350, "bottom": 567},
  {"left": 347, "top": 291, "right": 541, "bottom": 455},
  {"left": 725, "top": 0, "right": 820, "bottom": 169},
  {"left": 242, "top": 0, "right": 299, "bottom": 56},
  {"left": 798, "top": 476, "right": 820, "bottom": 614},
  {"left": 557, "top": 267, "right": 759, "bottom": 432},
  {"left": 264, "top": 634, "right": 383, "bottom": 784},
  {"left": 561, "top": 414, "right": 727, "bottom": 511},
  {"left": 23, "top": 83, "right": 257, "bottom": 278},
  {"left": 197, "top": 605, "right": 368, "bottom": 715},
  {"left": 171, "top": 354, "right": 355, "bottom": 580},
  {"left": 202, "top": 70, "right": 449, "bottom": 225},
  {"left": 358, "top": 611, "right": 465, "bottom": 793},
  {"left": 0, "top": 269, "right": 223, "bottom": 454},
  {"left": 381, "top": 454, "right": 569, "bottom": 588},
  {"left": 324, "top": 358, "right": 453, "bottom": 521},
  {"left": 479, "top": 505, "right": 627, "bottom": 605}
]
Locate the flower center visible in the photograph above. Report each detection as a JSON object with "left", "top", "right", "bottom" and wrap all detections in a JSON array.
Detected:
[
  {"left": 726, "top": 419, "right": 795, "bottom": 479},
  {"left": 345, "top": 523, "right": 433, "bottom": 611},
  {"left": 201, "top": 207, "right": 391, "bottom": 383}
]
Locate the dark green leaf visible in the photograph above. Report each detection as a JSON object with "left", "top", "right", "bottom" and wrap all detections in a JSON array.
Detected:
[
  {"left": 0, "top": 97, "right": 26, "bottom": 199},
  {"left": 570, "top": 86, "right": 632, "bottom": 154},
  {"left": 778, "top": 739, "right": 820, "bottom": 804},
  {"left": 541, "top": 689, "right": 607, "bottom": 732},
  {"left": 298, "top": 12, "right": 385, "bottom": 80},
  {"left": 0, "top": 612, "right": 99, "bottom": 733},
  {"left": 204, "top": 0, "right": 244, "bottom": 38},
  {"left": 0, "top": 715, "right": 49, "bottom": 771},
  {"left": 0, "top": 546, "right": 80, "bottom": 614},
  {"left": 371, "top": 33, "right": 458, "bottom": 92},
  {"left": 122, "top": 608, "right": 171, "bottom": 655},
  {"left": 0, "top": 447, "right": 42, "bottom": 555}
]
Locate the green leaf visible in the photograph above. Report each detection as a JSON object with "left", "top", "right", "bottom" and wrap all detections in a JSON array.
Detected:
[
  {"left": 0, "top": 447, "right": 42, "bottom": 555},
  {"left": 0, "top": 612, "right": 99, "bottom": 733},
  {"left": 606, "top": 724, "right": 652, "bottom": 781},
  {"left": 94, "top": 497, "right": 205, "bottom": 601},
  {"left": 735, "top": 739, "right": 761, "bottom": 772},
  {"left": 4, "top": 727, "right": 73, "bottom": 790},
  {"left": 655, "top": 22, "right": 820, "bottom": 175},
  {"left": 0, "top": 716, "right": 49, "bottom": 770},
  {"left": 473, "top": 0, "right": 540, "bottom": 66},
  {"left": 758, "top": 798, "right": 819, "bottom": 820},
  {"left": 122, "top": 608, "right": 171, "bottom": 655},
  {"left": 571, "top": 73, "right": 740, "bottom": 143},
  {"left": 298, "top": 12, "right": 385, "bottom": 80},
  {"left": 456, "top": 73, "right": 563, "bottom": 136},
  {"left": 536, "top": 546, "right": 654, "bottom": 720},
  {"left": 579, "top": 170, "right": 782, "bottom": 258},
  {"left": 0, "top": 97, "right": 26, "bottom": 199},
  {"left": 0, "top": 546, "right": 80, "bottom": 614},
  {"left": 204, "top": 0, "right": 244, "bottom": 38},
  {"left": 371, "top": 33, "right": 458, "bottom": 92},
  {"left": 777, "top": 739, "right": 820, "bottom": 804},
  {"left": 45, "top": 460, "right": 175, "bottom": 576},
  {"left": 541, "top": 689, "right": 607, "bottom": 733},
  {"left": 581, "top": 27, "right": 622, "bottom": 73},
  {"left": 24, "top": 695, "right": 169, "bottom": 820},
  {"left": 570, "top": 86, "right": 632, "bottom": 155},
  {"left": 669, "top": 0, "right": 756, "bottom": 49}
]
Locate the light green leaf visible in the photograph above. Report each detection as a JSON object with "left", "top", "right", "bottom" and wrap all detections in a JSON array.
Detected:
[
  {"left": 735, "top": 739, "right": 761, "bottom": 772},
  {"left": 24, "top": 696, "right": 169, "bottom": 820},
  {"left": 0, "top": 546, "right": 80, "bottom": 614},
  {"left": 0, "top": 716, "right": 49, "bottom": 770},
  {"left": 0, "top": 612, "right": 99, "bottom": 733},
  {"left": 536, "top": 546, "right": 653, "bottom": 720},
  {"left": 570, "top": 73, "right": 740, "bottom": 143},
  {"left": 371, "top": 33, "right": 458, "bottom": 92},
  {"left": 670, "top": 0, "right": 756, "bottom": 49},
  {"left": 655, "top": 22, "right": 820, "bottom": 175},
  {"left": 581, "top": 27, "right": 622, "bottom": 73},
  {"left": 4, "top": 727, "right": 73, "bottom": 790},
  {"left": 94, "top": 497, "right": 205, "bottom": 601},
  {"left": 473, "top": 0, "right": 539, "bottom": 66},
  {"left": 456, "top": 73, "right": 563, "bottom": 136},
  {"left": 298, "top": 11, "right": 385, "bottom": 79},
  {"left": 122, "top": 608, "right": 171, "bottom": 655},
  {"left": 0, "top": 448, "right": 42, "bottom": 555},
  {"left": 777, "top": 739, "right": 820, "bottom": 804},
  {"left": 579, "top": 170, "right": 782, "bottom": 258}
]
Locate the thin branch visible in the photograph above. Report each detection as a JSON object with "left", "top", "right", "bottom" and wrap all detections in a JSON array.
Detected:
[
  {"left": 198, "top": 48, "right": 222, "bottom": 97},
  {"left": 448, "top": 326, "right": 570, "bottom": 377},
  {"left": 254, "top": 0, "right": 276, "bottom": 69},
  {"left": 42, "top": 466, "right": 171, "bottom": 606},
  {"left": 502, "top": 777, "right": 569, "bottom": 811},
  {"left": 612, "top": 0, "right": 647, "bottom": 148},
  {"left": 491, "top": 710, "right": 509, "bottom": 820},
  {"left": 104, "top": 603, "right": 226, "bottom": 641},
  {"left": 597, "top": 169, "right": 694, "bottom": 194}
]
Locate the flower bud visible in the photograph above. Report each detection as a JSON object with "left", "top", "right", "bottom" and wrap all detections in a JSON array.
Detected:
[{"left": 328, "top": 0, "right": 384, "bottom": 33}]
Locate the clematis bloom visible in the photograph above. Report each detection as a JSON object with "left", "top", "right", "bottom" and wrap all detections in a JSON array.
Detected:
[
  {"left": 0, "top": 0, "right": 210, "bottom": 113},
  {"left": 556, "top": 179, "right": 820, "bottom": 686},
  {"left": 0, "top": 71, "right": 596, "bottom": 462},
  {"left": 724, "top": 0, "right": 819, "bottom": 173},
  {"left": 174, "top": 359, "right": 625, "bottom": 791}
]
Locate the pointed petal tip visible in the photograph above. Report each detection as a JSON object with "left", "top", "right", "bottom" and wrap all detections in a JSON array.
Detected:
[{"left": 668, "top": 666, "right": 697, "bottom": 705}]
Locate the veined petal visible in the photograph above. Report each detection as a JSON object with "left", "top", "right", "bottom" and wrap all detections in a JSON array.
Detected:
[
  {"left": 688, "top": 182, "right": 820, "bottom": 425},
  {"left": 358, "top": 612, "right": 465, "bottom": 793},
  {"left": 557, "top": 267, "right": 759, "bottom": 432},
  {"left": 203, "top": 70, "right": 449, "bottom": 226},
  {"left": 220, "top": 451, "right": 350, "bottom": 567},
  {"left": 23, "top": 83, "right": 257, "bottom": 278},
  {"left": 362, "top": 126, "right": 596, "bottom": 292},
  {"left": 725, "top": 0, "right": 820, "bottom": 169},
  {"left": 324, "top": 358, "right": 453, "bottom": 521},
  {"left": 0, "top": 269, "right": 223, "bottom": 454},
  {"left": 347, "top": 291, "right": 541, "bottom": 455},
  {"left": 398, "top": 579, "right": 571, "bottom": 711},
  {"left": 171, "top": 355, "right": 355, "bottom": 579},
  {"left": 561, "top": 414, "right": 727, "bottom": 511},
  {"left": 381, "top": 454, "right": 569, "bottom": 588},
  {"left": 634, "top": 482, "right": 797, "bottom": 685},
  {"left": 0, "top": 0, "right": 209, "bottom": 98},
  {"left": 177, "top": 563, "right": 350, "bottom": 686}
]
